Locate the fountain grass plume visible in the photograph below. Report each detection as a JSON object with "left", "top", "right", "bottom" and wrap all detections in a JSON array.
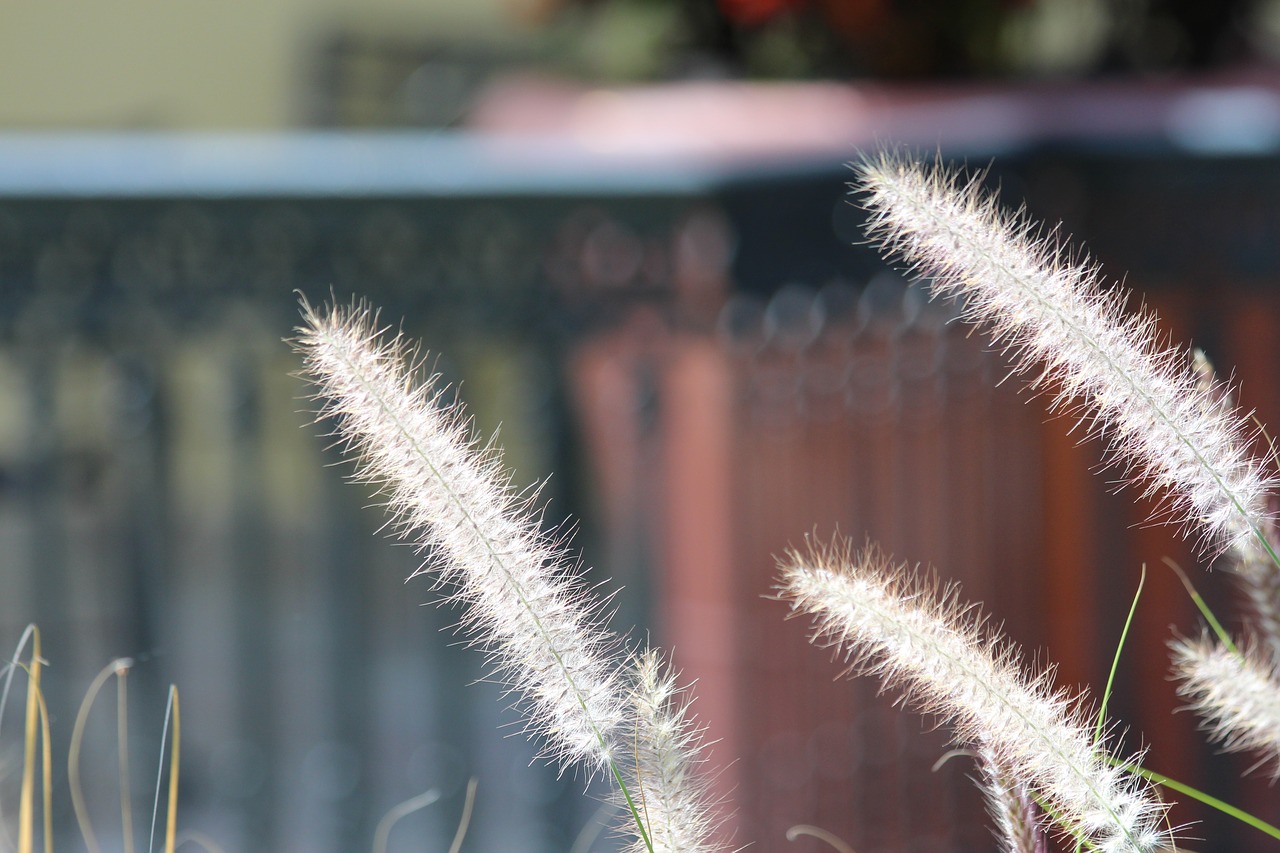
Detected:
[
  {"left": 293, "top": 298, "right": 626, "bottom": 772},
  {"left": 979, "top": 744, "right": 1047, "bottom": 853},
  {"left": 855, "top": 153, "right": 1275, "bottom": 559},
  {"left": 294, "top": 299, "right": 727, "bottom": 853},
  {"left": 1171, "top": 635, "right": 1280, "bottom": 776},
  {"left": 624, "top": 650, "right": 722, "bottom": 853},
  {"left": 1187, "top": 347, "right": 1280, "bottom": 652},
  {"left": 779, "top": 538, "right": 1171, "bottom": 853}
]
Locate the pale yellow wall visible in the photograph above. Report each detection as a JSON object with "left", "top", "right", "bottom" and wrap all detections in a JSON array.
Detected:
[{"left": 0, "top": 0, "right": 527, "bottom": 129}]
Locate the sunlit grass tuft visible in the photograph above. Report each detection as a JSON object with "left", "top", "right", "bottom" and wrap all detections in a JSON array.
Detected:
[{"left": 0, "top": 627, "right": 186, "bottom": 853}]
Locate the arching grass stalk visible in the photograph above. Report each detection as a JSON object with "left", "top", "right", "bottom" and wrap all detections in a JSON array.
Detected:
[
  {"left": 146, "top": 685, "right": 181, "bottom": 853},
  {"left": 784, "top": 824, "right": 857, "bottom": 852},
  {"left": 28, "top": 672, "right": 51, "bottom": 853},
  {"left": 118, "top": 664, "right": 134, "bottom": 853},
  {"left": 371, "top": 789, "right": 442, "bottom": 853},
  {"left": 1096, "top": 567, "right": 1145, "bottom": 745},
  {"left": 18, "top": 626, "right": 43, "bottom": 853},
  {"left": 1, "top": 625, "right": 53, "bottom": 853},
  {"left": 1165, "top": 559, "right": 1238, "bottom": 656},
  {"left": 0, "top": 633, "right": 191, "bottom": 853},
  {"left": 446, "top": 778, "right": 478, "bottom": 853},
  {"left": 1068, "top": 568, "right": 1143, "bottom": 853},
  {"left": 69, "top": 658, "right": 135, "bottom": 853}
]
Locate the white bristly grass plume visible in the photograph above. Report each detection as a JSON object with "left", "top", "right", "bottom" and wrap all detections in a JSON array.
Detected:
[
  {"left": 978, "top": 744, "right": 1046, "bottom": 853},
  {"left": 1191, "top": 347, "right": 1280, "bottom": 655},
  {"left": 293, "top": 299, "right": 626, "bottom": 771},
  {"left": 1170, "top": 635, "right": 1280, "bottom": 774},
  {"left": 1232, "top": 545, "right": 1280, "bottom": 660},
  {"left": 295, "top": 299, "right": 727, "bottom": 853},
  {"left": 856, "top": 153, "right": 1276, "bottom": 559},
  {"left": 779, "top": 538, "right": 1171, "bottom": 853},
  {"left": 628, "top": 651, "right": 722, "bottom": 853},
  {"left": 624, "top": 650, "right": 721, "bottom": 853}
]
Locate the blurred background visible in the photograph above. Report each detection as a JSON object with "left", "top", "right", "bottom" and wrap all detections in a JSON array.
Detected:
[{"left": 3, "top": 1, "right": 1280, "bottom": 851}]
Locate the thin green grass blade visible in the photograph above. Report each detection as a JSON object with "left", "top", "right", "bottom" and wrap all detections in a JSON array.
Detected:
[
  {"left": 1096, "top": 565, "right": 1145, "bottom": 744},
  {"left": 1164, "top": 557, "right": 1239, "bottom": 656},
  {"left": 1128, "top": 764, "right": 1280, "bottom": 842},
  {"left": 611, "top": 760, "right": 654, "bottom": 852}
]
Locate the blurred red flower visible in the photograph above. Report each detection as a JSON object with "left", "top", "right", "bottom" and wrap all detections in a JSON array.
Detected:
[{"left": 716, "top": 0, "right": 807, "bottom": 27}]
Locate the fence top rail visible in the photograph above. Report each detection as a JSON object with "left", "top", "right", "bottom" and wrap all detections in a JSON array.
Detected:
[
  {"left": 5, "top": 77, "right": 1280, "bottom": 199},
  {"left": 0, "top": 130, "right": 856, "bottom": 200}
]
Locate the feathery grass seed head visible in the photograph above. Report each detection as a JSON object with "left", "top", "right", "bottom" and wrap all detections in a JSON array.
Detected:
[
  {"left": 855, "top": 153, "right": 1274, "bottom": 556},
  {"left": 779, "top": 538, "right": 1170, "bottom": 853},
  {"left": 1171, "top": 635, "right": 1280, "bottom": 775},
  {"left": 294, "top": 299, "right": 626, "bottom": 770},
  {"left": 623, "top": 650, "right": 723, "bottom": 853},
  {"left": 979, "top": 744, "right": 1047, "bottom": 853}
]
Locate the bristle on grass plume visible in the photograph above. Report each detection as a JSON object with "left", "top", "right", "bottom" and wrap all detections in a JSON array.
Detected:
[
  {"left": 779, "top": 538, "right": 1171, "bottom": 853},
  {"left": 855, "top": 153, "right": 1275, "bottom": 558}
]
